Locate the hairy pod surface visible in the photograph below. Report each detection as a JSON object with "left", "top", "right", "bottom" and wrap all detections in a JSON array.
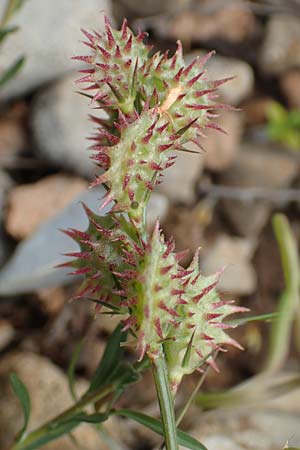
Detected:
[{"left": 62, "top": 16, "right": 246, "bottom": 392}]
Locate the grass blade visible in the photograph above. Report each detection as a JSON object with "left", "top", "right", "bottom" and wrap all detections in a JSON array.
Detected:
[
  {"left": 264, "top": 214, "right": 300, "bottom": 373},
  {"left": 0, "top": 56, "right": 25, "bottom": 87},
  {"left": 88, "top": 323, "right": 127, "bottom": 393},
  {"left": 10, "top": 373, "right": 31, "bottom": 441},
  {"left": 67, "top": 337, "right": 86, "bottom": 401},
  {"left": 113, "top": 409, "right": 208, "bottom": 450}
]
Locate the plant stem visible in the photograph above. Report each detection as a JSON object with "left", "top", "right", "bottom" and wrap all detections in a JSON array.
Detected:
[
  {"left": 11, "top": 384, "right": 114, "bottom": 450},
  {"left": 264, "top": 214, "right": 300, "bottom": 373},
  {"left": 151, "top": 355, "right": 179, "bottom": 450}
]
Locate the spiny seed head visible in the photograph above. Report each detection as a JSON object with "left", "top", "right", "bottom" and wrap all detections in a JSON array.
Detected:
[
  {"left": 163, "top": 249, "right": 249, "bottom": 393},
  {"left": 75, "top": 17, "right": 233, "bottom": 225},
  {"left": 63, "top": 16, "right": 247, "bottom": 392}
]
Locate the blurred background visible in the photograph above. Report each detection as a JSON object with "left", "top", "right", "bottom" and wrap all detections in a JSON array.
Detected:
[{"left": 0, "top": 0, "right": 300, "bottom": 449}]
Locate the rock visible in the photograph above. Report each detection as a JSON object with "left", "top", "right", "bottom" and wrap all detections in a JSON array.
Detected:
[
  {"left": 6, "top": 174, "right": 88, "bottom": 240},
  {"left": 203, "top": 111, "right": 243, "bottom": 171},
  {"left": 0, "top": 117, "right": 26, "bottom": 163},
  {"left": 0, "top": 1, "right": 112, "bottom": 100},
  {"left": 186, "top": 52, "right": 254, "bottom": 105},
  {"left": 0, "top": 171, "right": 14, "bottom": 265},
  {"left": 147, "top": 192, "right": 169, "bottom": 227},
  {"left": 220, "top": 142, "right": 299, "bottom": 236},
  {"left": 259, "top": 15, "right": 300, "bottom": 75},
  {"left": 36, "top": 286, "right": 66, "bottom": 316},
  {"left": 169, "top": 1, "right": 257, "bottom": 44},
  {"left": 0, "top": 170, "right": 13, "bottom": 218},
  {"left": 31, "top": 74, "right": 103, "bottom": 177},
  {"left": 266, "top": 372, "right": 300, "bottom": 414},
  {"left": 0, "top": 320, "right": 15, "bottom": 351},
  {"left": 242, "top": 97, "right": 273, "bottom": 126},
  {"left": 112, "top": 0, "right": 190, "bottom": 19},
  {"left": 280, "top": 70, "right": 300, "bottom": 109},
  {"left": 0, "top": 352, "right": 127, "bottom": 450},
  {"left": 157, "top": 142, "right": 204, "bottom": 203},
  {"left": 201, "top": 234, "right": 257, "bottom": 296},
  {"left": 197, "top": 435, "right": 244, "bottom": 450},
  {"left": 0, "top": 186, "right": 108, "bottom": 295},
  {"left": 189, "top": 409, "right": 300, "bottom": 450},
  {"left": 163, "top": 203, "right": 210, "bottom": 265}
]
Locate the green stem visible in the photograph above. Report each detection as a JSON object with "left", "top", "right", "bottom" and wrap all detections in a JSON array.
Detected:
[
  {"left": 264, "top": 214, "right": 300, "bottom": 373},
  {"left": 151, "top": 355, "right": 179, "bottom": 450},
  {"left": 11, "top": 384, "right": 114, "bottom": 450}
]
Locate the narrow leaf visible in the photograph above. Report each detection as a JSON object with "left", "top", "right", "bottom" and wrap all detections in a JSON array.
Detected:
[
  {"left": 264, "top": 214, "right": 300, "bottom": 373},
  {"left": 182, "top": 331, "right": 195, "bottom": 368},
  {"left": 88, "top": 323, "right": 127, "bottom": 392},
  {"left": 0, "top": 56, "right": 25, "bottom": 87},
  {"left": 61, "top": 412, "right": 108, "bottom": 425},
  {"left": 0, "top": 25, "right": 19, "bottom": 43},
  {"left": 10, "top": 373, "right": 30, "bottom": 441},
  {"left": 67, "top": 337, "right": 86, "bottom": 401},
  {"left": 18, "top": 422, "right": 79, "bottom": 450},
  {"left": 227, "top": 312, "right": 278, "bottom": 327},
  {"left": 113, "top": 409, "right": 208, "bottom": 450},
  {"left": 1, "top": 0, "right": 27, "bottom": 27},
  {"left": 16, "top": 413, "right": 108, "bottom": 450}
]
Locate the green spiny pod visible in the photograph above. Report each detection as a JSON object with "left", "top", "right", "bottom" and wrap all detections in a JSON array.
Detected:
[
  {"left": 67, "top": 17, "right": 248, "bottom": 395},
  {"left": 60, "top": 204, "right": 136, "bottom": 306},
  {"left": 90, "top": 107, "right": 181, "bottom": 225},
  {"left": 125, "top": 221, "right": 184, "bottom": 360},
  {"left": 74, "top": 16, "right": 150, "bottom": 115},
  {"left": 164, "top": 249, "right": 249, "bottom": 393},
  {"left": 142, "top": 44, "right": 233, "bottom": 146},
  {"left": 76, "top": 18, "right": 233, "bottom": 225}
]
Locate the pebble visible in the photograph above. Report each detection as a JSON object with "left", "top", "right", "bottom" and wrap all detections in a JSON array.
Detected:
[
  {"left": 0, "top": 0, "right": 112, "bottom": 100},
  {"left": 169, "top": 1, "right": 257, "bottom": 44},
  {"left": 0, "top": 320, "right": 15, "bottom": 351},
  {"left": 0, "top": 170, "right": 13, "bottom": 220},
  {"left": 0, "top": 171, "right": 13, "bottom": 266},
  {"left": 220, "top": 142, "right": 299, "bottom": 236},
  {"left": 280, "top": 70, "right": 300, "bottom": 109},
  {"left": 189, "top": 409, "right": 300, "bottom": 450},
  {"left": 0, "top": 186, "right": 107, "bottom": 295},
  {"left": 163, "top": 203, "right": 211, "bottom": 266},
  {"left": 0, "top": 352, "right": 128, "bottom": 450},
  {"left": 201, "top": 234, "right": 257, "bottom": 296},
  {"left": 259, "top": 14, "right": 300, "bottom": 74},
  {"left": 36, "top": 286, "right": 66, "bottom": 316},
  {"left": 31, "top": 74, "right": 102, "bottom": 178},
  {"left": 242, "top": 97, "right": 273, "bottom": 126},
  {"left": 6, "top": 174, "right": 88, "bottom": 240},
  {"left": 147, "top": 192, "right": 170, "bottom": 227},
  {"left": 157, "top": 142, "right": 204, "bottom": 203},
  {"left": 112, "top": 0, "right": 191, "bottom": 19},
  {"left": 203, "top": 111, "right": 243, "bottom": 172},
  {"left": 0, "top": 117, "right": 26, "bottom": 163},
  {"left": 186, "top": 52, "right": 254, "bottom": 105}
]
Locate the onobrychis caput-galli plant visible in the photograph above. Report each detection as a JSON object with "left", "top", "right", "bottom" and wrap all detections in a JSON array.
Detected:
[{"left": 61, "top": 16, "right": 247, "bottom": 395}]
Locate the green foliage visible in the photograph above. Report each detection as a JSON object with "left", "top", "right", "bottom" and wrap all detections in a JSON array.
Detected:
[
  {"left": 9, "top": 16, "right": 245, "bottom": 450},
  {"left": 67, "top": 337, "right": 86, "bottom": 401},
  {"left": 266, "top": 101, "right": 300, "bottom": 151},
  {"left": 114, "top": 409, "right": 208, "bottom": 450},
  {"left": 10, "top": 373, "right": 31, "bottom": 442},
  {"left": 196, "top": 213, "right": 300, "bottom": 411},
  {"left": 265, "top": 214, "right": 300, "bottom": 372},
  {"left": 0, "top": 0, "right": 28, "bottom": 27},
  {"left": 0, "top": 0, "right": 27, "bottom": 88},
  {"left": 0, "top": 56, "right": 24, "bottom": 87}
]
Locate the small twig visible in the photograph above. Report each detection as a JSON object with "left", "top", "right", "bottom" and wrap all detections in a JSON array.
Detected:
[{"left": 198, "top": 183, "right": 300, "bottom": 206}]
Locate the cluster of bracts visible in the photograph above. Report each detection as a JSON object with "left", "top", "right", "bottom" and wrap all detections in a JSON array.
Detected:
[{"left": 60, "top": 17, "right": 247, "bottom": 393}]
